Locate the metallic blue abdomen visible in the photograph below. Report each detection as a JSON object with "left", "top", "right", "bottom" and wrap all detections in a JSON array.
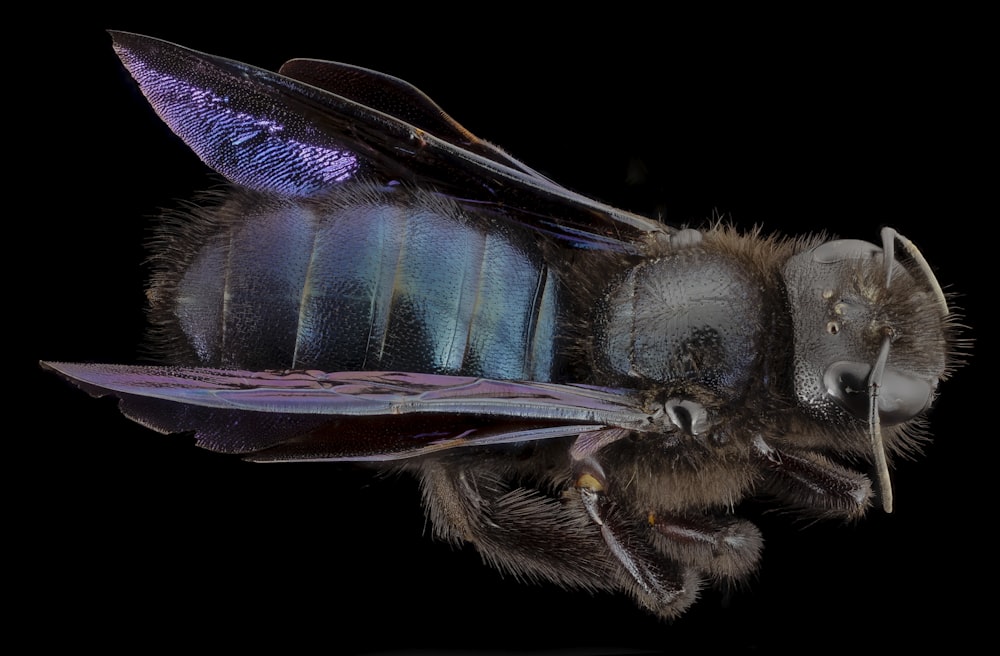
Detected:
[{"left": 170, "top": 184, "right": 560, "bottom": 380}]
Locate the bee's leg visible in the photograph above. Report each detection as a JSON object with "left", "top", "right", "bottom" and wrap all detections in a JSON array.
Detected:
[
  {"left": 646, "top": 512, "right": 762, "bottom": 581},
  {"left": 751, "top": 435, "right": 873, "bottom": 518},
  {"left": 574, "top": 458, "right": 700, "bottom": 618},
  {"left": 412, "top": 458, "right": 615, "bottom": 592}
]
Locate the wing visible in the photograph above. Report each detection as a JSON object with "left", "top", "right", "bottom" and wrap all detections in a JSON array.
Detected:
[
  {"left": 108, "top": 31, "right": 672, "bottom": 253},
  {"left": 41, "top": 362, "right": 652, "bottom": 462}
]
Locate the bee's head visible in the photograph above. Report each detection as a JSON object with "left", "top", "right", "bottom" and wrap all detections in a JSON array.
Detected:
[{"left": 782, "top": 228, "right": 952, "bottom": 512}]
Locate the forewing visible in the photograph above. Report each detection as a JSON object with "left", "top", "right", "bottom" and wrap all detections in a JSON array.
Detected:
[
  {"left": 41, "top": 363, "right": 651, "bottom": 461},
  {"left": 276, "top": 58, "right": 554, "bottom": 180},
  {"left": 109, "top": 31, "right": 670, "bottom": 252}
]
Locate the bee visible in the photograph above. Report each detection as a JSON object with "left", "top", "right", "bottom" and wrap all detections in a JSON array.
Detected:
[{"left": 42, "top": 32, "right": 958, "bottom": 619}]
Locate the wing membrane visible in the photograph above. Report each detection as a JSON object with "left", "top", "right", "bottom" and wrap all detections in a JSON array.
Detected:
[
  {"left": 109, "top": 31, "right": 671, "bottom": 252},
  {"left": 42, "top": 362, "right": 651, "bottom": 460},
  {"left": 276, "top": 58, "right": 552, "bottom": 181}
]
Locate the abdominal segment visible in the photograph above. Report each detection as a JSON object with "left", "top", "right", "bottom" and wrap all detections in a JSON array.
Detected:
[{"left": 168, "top": 184, "right": 559, "bottom": 380}]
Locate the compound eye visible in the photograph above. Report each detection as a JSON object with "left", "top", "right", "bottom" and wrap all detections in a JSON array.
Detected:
[{"left": 824, "top": 361, "right": 935, "bottom": 425}]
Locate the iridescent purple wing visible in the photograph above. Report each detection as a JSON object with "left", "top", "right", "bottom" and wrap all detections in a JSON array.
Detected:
[
  {"left": 109, "top": 31, "right": 670, "bottom": 252},
  {"left": 40, "top": 363, "right": 651, "bottom": 461}
]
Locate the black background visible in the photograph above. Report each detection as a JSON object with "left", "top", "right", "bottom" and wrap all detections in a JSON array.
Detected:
[{"left": 24, "top": 10, "right": 986, "bottom": 654}]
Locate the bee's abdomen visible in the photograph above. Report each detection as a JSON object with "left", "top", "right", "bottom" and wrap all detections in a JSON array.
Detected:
[{"left": 168, "top": 184, "right": 559, "bottom": 380}]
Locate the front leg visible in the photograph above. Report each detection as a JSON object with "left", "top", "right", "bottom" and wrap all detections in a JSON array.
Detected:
[{"left": 752, "top": 435, "right": 873, "bottom": 518}]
